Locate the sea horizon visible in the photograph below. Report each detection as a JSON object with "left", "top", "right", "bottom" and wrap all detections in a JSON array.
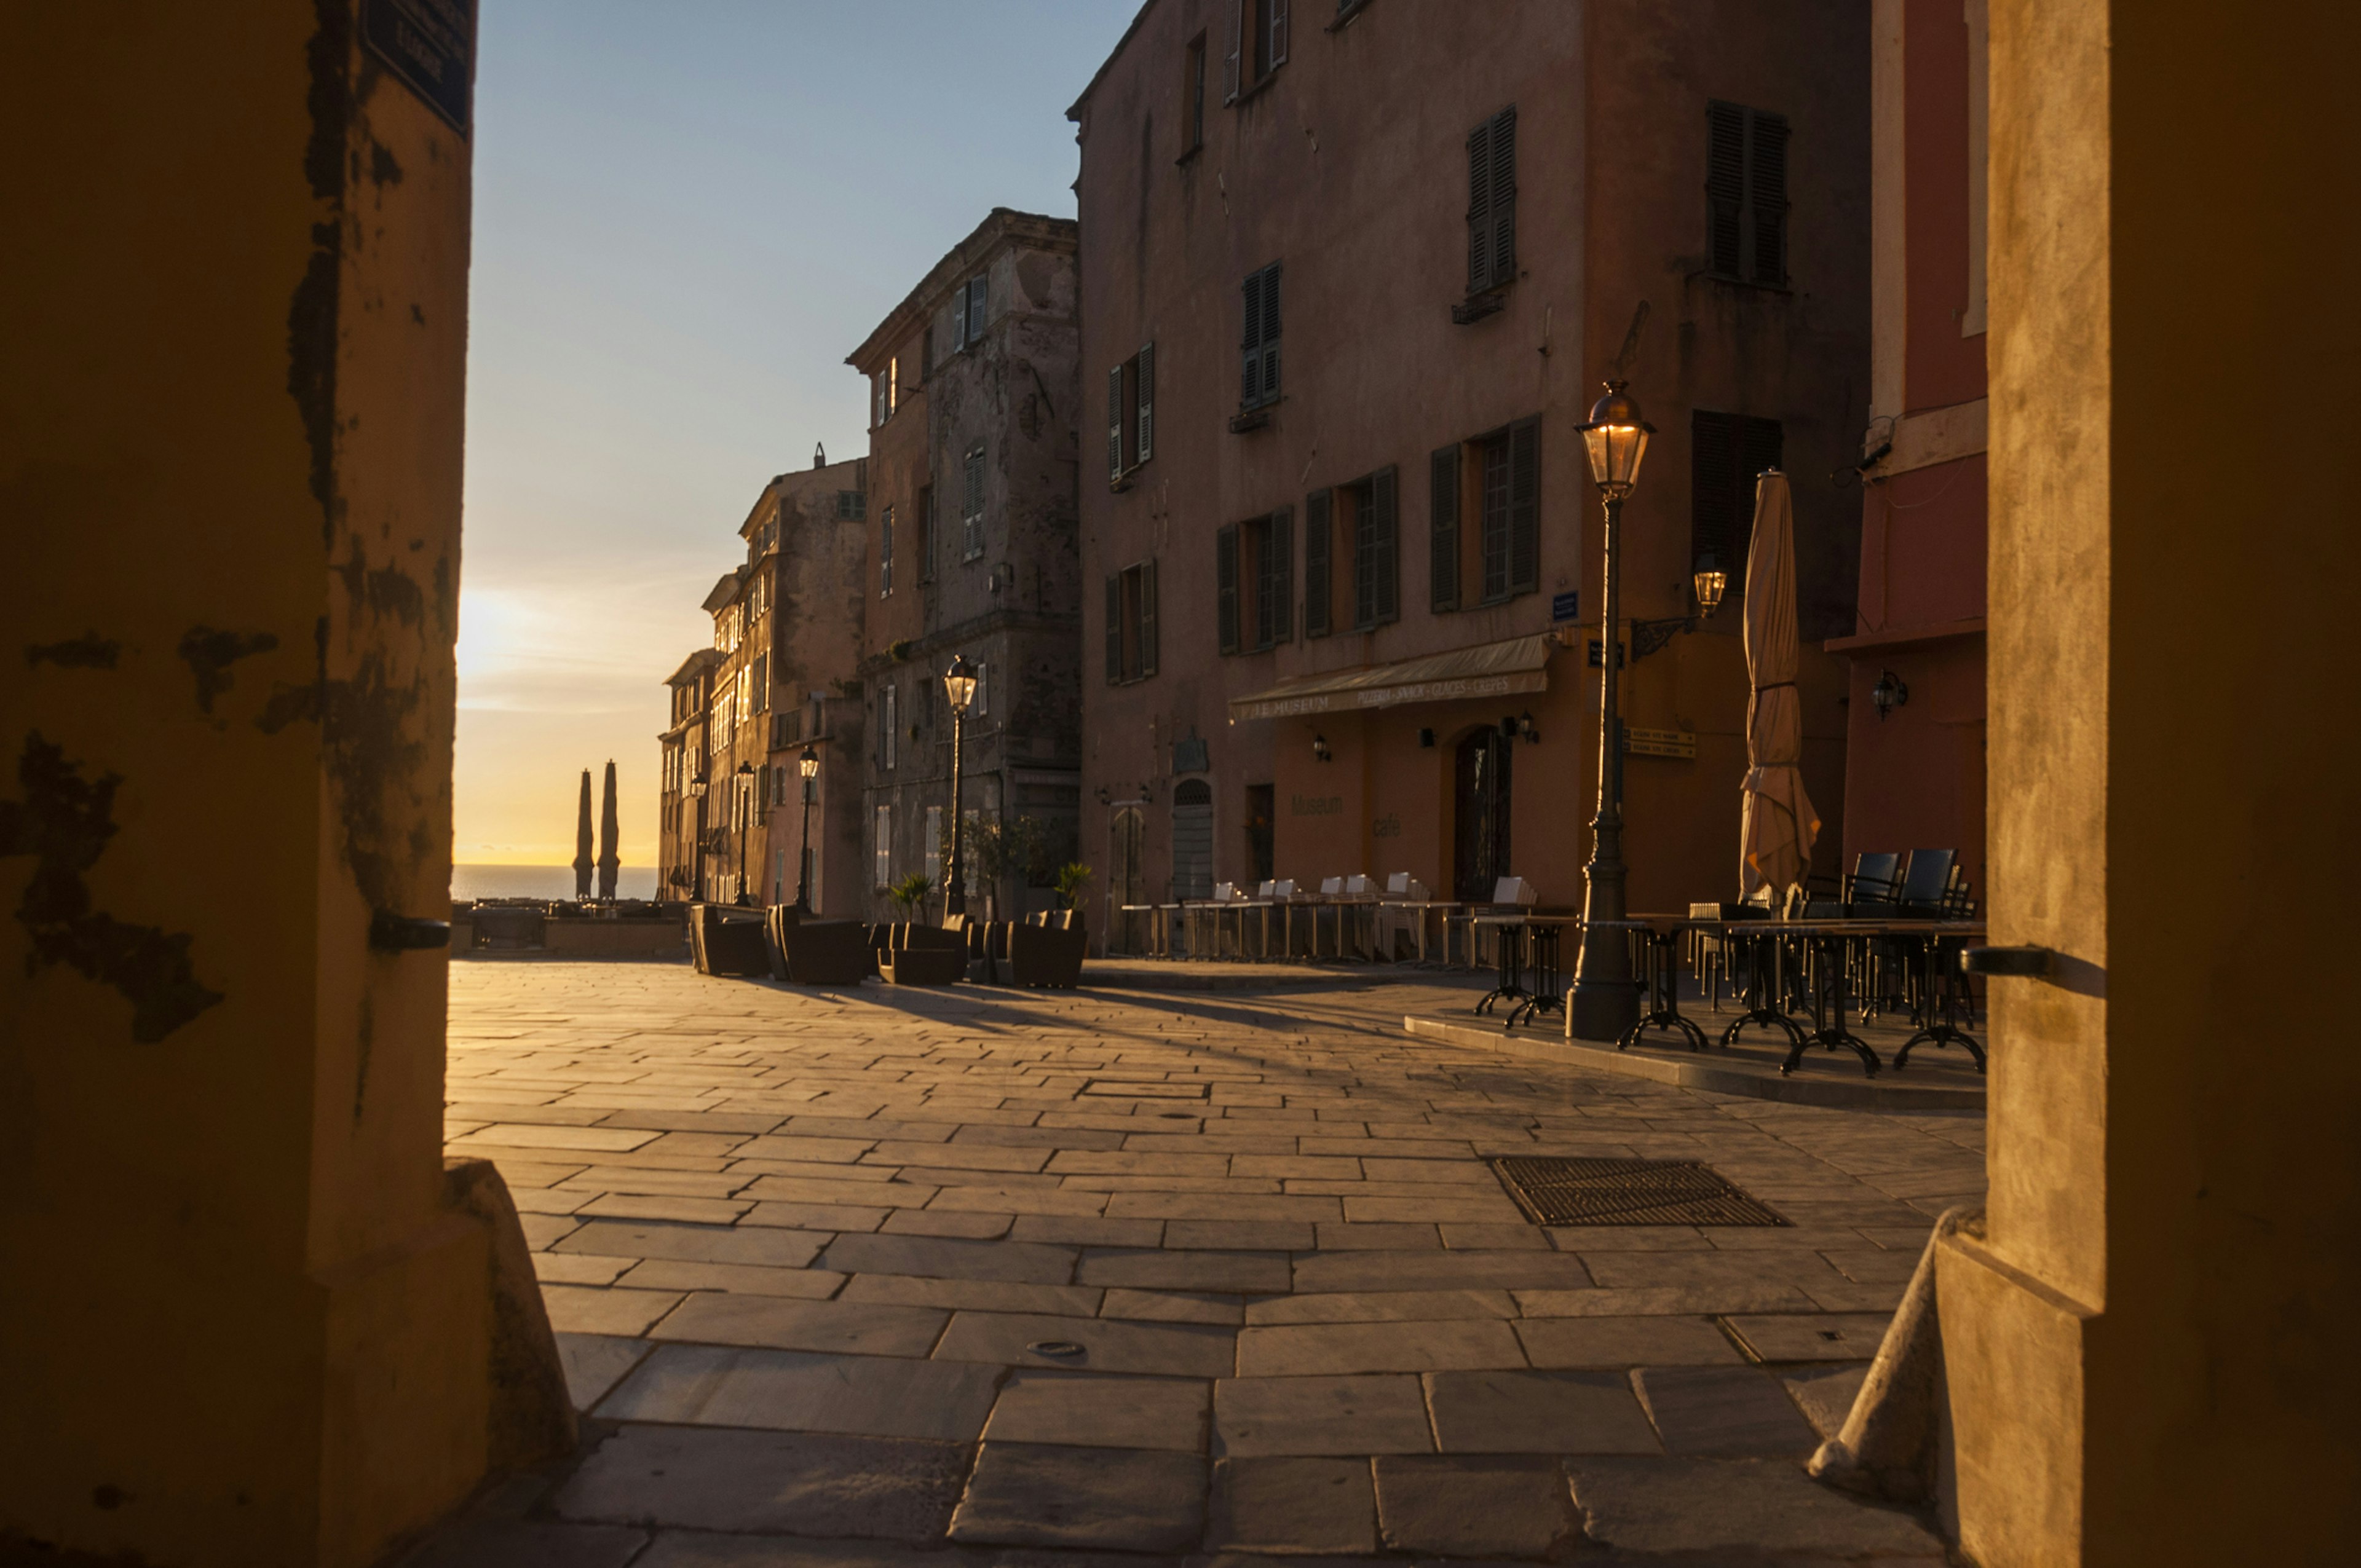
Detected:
[{"left": 451, "top": 862, "right": 660, "bottom": 902}]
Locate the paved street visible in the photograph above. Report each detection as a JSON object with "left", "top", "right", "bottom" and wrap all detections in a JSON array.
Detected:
[{"left": 406, "top": 961, "right": 1983, "bottom": 1566}]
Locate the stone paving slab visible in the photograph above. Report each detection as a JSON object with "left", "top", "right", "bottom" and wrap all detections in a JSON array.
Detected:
[
  {"left": 1566, "top": 1456, "right": 1946, "bottom": 1556},
  {"left": 419, "top": 963, "right": 1982, "bottom": 1564}
]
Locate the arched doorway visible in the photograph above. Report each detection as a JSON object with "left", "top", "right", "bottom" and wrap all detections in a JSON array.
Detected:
[
  {"left": 1171, "top": 778, "right": 1213, "bottom": 901},
  {"left": 1453, "top": 727, "right": 1512, "bottom": 901}
]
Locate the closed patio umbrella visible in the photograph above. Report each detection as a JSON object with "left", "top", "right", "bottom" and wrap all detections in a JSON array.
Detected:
[
  {"left": 1739, "top": 471, "right": 1820, "bottom": 902},
  {"left": 572, "top": 768, "right": 595, "bottom": 901},
  {"left": 598, "top": 759, "right": 621, "bottom": 901}
]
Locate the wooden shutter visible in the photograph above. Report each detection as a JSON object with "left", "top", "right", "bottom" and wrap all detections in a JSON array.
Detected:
[
  {"left": 1224, "top": 0, "right": 1243, "bottom": 100},
  {"left": 1304, "top": 488, "right": 1332, "bottom": 636},
  {"left": 1352, "top": 486, "right": 1376, "bottom": 629},
  {"left": 1706, "top": 101, "right": 1746, "bottom": 279},
  {"left": 1135, "top": 342, "right": 1155, "bottom": 462},
  {"left": 1487, "top": 108, "right": 1517, "bottom": 289},
  {"left": 1240, "top": 270, "right": 1264, "bottom": 406},
  {"left": 1217, "top": 524, "right": 1240, "bottom": 654},
  {"left": 1506, "top": 419, "right": 1539, "bottom": 593},
  {"left": 1736, "top": 416, "right": 1785, "bottom": 581},
  {"left": 1372, "top": 466, "right": 1399, "bottom": 624},
  {"left": 1748, "top": 111, "right": 1790, "bottom": 285},
  {"left": 1105, "top": 575, "right": 1123, "bottom": 683},
  {"left": 1466, "top": 118, "right": 1493, "bottom": 294},
  {"left": 1270, "top": 505, "right": 1293, "bottom": 641},
  {"left": 1108, "top": 365, "right": 1125, "bottom": 478},
  {"left": 1260, "top": 263, "right": 1281, "bottom": 399},
  {"left": 1430, "top": 446, "right": 1460, "bottom": 611},
  {"left": 1480, "top": 435, "right": 1510, "bottom": 601},
  {"left": 1269, "top": 0, "right": 1289, "bottom": 66},
  {"left": 1690, "top": 410, "right": 1737, "bottom": 581},
  {"left": 1140, "top": 558, "right": 1158, "bottom": 676}
]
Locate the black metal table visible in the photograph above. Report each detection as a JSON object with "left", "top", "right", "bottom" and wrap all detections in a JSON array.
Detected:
[{"left": 1471, "top": 914, "right": 1576, "bottom": 1030}]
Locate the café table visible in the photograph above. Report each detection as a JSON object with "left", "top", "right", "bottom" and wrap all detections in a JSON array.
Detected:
[{"left": 1472, "top": 913, "right": 1578, "bottom": 1029}]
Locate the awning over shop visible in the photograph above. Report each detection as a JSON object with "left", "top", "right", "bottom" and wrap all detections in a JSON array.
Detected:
[{"left": 1227, "top": 633, "right": 1556, "bottom": 722}]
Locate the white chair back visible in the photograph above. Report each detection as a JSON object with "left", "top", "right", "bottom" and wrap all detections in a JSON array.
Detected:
[
  {"left": 1385, "top": 872, "right": 1412, "bottom": 896},
  {"left": 1344, "top": 874, "right": 1372, "bottom": 896},
  {"left": 1273, "top": 879, "right": 1296, "bottom": 900},
  {"left": 1319, "top": 877, "right": 1343, "bottom": 896},
  {"left": 1214, "top": 881, "right": 1235, "bottom": 902},
  {"left": 1256, "top": 880, "right": 1276, "bottom": 899},
  {"left": 1492, "top": 876, "right": 1536, "bottom": 906}
]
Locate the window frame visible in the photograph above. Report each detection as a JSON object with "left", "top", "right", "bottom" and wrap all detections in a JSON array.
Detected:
[
  {"left": 1706, "top": 100, "right": 1792, "bottom": 288},
  {"left": 1239, "top": 261, "right": 1282, "bottom": 411},
  {"left": 879, "top": 503, "right": 895, "bottom": 598},
  {"left": 961, "top": 444, "right": 986, "bottom": 560},
  {"left": 1105, "top": 559, "right": 1160, "bottom": 685}
]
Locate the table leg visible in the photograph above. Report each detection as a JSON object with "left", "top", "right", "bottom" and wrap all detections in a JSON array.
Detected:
[
  {"left": 1896, "top": 936, "right": 1986, "bottom": 1071},
  {"left": 1619, "top": 931, "right": 1709, "bottom": 1051},
  {"left": 1779, "top": 935, "right": 1881, "bottom": 1077},
  {"left": 1721, "top": 931, "right": 1806, "bottom": 1050}
]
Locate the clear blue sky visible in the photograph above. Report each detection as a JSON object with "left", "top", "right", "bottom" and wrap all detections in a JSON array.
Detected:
[{"left": 455, "top": 0, "right": 1139, "bottom": 865}]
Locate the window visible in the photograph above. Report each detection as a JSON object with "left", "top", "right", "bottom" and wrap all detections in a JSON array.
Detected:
[
  {"left": 925, "top": 805, "right": 942, "bottom": 881},
  {"left": 951, "top": 274, "right": 988, "bottom": 350},
  {"left": 1181, "top": 34, "right": 1207, "bottom": 156},
  {"left": 887, "top": 355, "right": 901, "bottom": 414},
  {"left": 962, "top": 444, "right": 986, "bottom": 559},
  {"left": 872, "top": 371, "right": 889, "bottom": 429},
  {"left": 1107, "top": 343, "right": 1155, "bottom": 479},
  {"left": 1466, "top": 106, "right": 1517, "bottom": 294},
  {"left": 880, "top": 504, "right": 895, "bottom": 597},
  {"left": 880, "top": 682, "right": 898, "bottom": 771},
  {"left": 1240, "top": 262, "right": 1281, "bottom": 410},
  {"left": 1474, "top": 417, "right": 1541, "bottom": 603},
  {"left": 1706, "top": 101, "right": 1790, "bottom": 286},
  {"left": 836, "top": 488, "right": 865, "bottom": 521},
  {"left": 1223, "top": 0, "right": 1289, "bottom": 101},
  {"left": 1690, "top": 410, "right": 1784, "bottom": 585},
  {"left": 1105, "top": 559, "right": 1160, "bottom": 684},
  {"left": 750, "top": 652, "right": 769, "bottom": 712},
  {"left": 1304, "top": 489, "right": 1332, "bottom": 636},
  {"left": 1216, "top": 511, "right": 1293, "bottom": 654},
  {"left": 973, "top": 660, "right": 988, "bottom": 719},
  {"left": 1348, "top": 470, "right": 1399, "bottom": 630},
  {"left": 917, "top": 485, "right": 935, "bottom": 581},
  {"left": 874, "top": 804, "right": 892, "bottom": 887},
  {"left": 1428, "top": 444, "right": 1460, "bottom": 611}
]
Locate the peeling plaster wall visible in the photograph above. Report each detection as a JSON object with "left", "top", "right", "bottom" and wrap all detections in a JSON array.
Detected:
[{"left": 2, "top": 6, "right": 490, "bottom": 1562}]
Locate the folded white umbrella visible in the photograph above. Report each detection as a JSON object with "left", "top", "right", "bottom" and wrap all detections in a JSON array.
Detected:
[{"left": 1739, "top": 471, "right": 1821, "bottom": 902}]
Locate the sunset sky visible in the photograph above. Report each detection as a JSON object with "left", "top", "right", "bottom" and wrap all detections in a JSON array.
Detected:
[{"left": 454, "top": 1, "right": 1134, "bottom": 867}]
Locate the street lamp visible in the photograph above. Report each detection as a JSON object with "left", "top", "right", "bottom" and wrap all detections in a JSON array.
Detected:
[
  {"left": 941, "top": 655, "right": 977, "bottom": 917},
  {"left": 732, "top": 762, "right": 757, "bottom": 905},
  {"left": 1570, "top": 380, "right": 1654, "bottom": 1041},
  {"left": 1692, "top": 554, "right": 1728, "bottom": 618},
  {"left": 794, "top": 744, "right": 819, "bottom": 910}
]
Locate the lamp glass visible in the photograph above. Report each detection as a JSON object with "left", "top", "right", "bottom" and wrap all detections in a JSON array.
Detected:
[
  {"left": 798, "top": 747, "right": 819, "bottom": 779},
  {"left": 943, "top": 656, "right": 978, "bottom": 713},
  {"left": 1582, "top": 422, "right": 1650, "bottom": 494},
  {"left": 1693, "top": 565, "right": 1728, "bottom": 615}
]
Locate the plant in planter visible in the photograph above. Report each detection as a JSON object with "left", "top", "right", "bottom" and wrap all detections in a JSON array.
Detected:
[
  {"left": 1053, "top": 861, "right": 1093, "bottom": 912},
  {"left": 887, "top": 872, "right": 934, "bottom": 920}
]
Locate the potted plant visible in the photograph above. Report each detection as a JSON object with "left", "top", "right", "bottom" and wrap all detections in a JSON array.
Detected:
[{"left": 887, "top": 872, "right": 934, "bottom": 922}]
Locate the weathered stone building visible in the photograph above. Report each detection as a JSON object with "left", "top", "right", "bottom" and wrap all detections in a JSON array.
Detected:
[
  {"left": 846, "top": 210, "right": 1083, "bottom": 921},
  {"left": 655, "top": 456, "right": 869, "bottom": 911},
  {"left": 1068, "top": 0, "right": 1870, "bottom": 939}
]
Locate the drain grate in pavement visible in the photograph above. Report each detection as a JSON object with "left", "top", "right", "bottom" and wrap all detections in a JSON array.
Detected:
[{"left": 1490, "top": 1156, "right": 1790, "bottom": 1227}]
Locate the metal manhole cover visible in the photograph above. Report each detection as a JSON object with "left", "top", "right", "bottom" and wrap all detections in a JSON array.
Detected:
[{"left": 1490, "top": 1156, "right": 1789, "bottom": 1227}]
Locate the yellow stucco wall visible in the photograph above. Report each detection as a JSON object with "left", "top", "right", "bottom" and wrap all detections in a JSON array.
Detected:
[
  {"left": 1950, "top": 1, "right": 2361, "bottom": 1562},
  {"left": 2, "top": 7, "right": 489, "bottom": 1562}
]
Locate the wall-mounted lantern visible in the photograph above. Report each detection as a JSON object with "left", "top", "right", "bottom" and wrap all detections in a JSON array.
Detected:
[
  {"left": 1691, "top": 554, "right": 1728, "bottom": 618},
  {"left": 1872, "top": 669, "right": 1910, "bottom": 721},
  {"left": 1311, "top": 733, "right": 1333, "bottom": 763}
]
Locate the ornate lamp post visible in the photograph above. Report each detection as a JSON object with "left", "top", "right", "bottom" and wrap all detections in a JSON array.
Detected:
[
  {"left": 1569, "top": 381, "right": 1655, "bottom": 1041},
  {"left": 794, "top": 744, "right": 820, "bottom": 910},
  {"left": 733, "top": 761, "right": 756, "bottom": 905},
  {"left": 941, "top": 655, "right": 978, "bottom": 916}
]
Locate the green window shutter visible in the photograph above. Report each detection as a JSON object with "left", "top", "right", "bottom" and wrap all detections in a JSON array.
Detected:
[
  {"left": 1109, "top": 365, "right": 1125, "bottom": 479},
  {"left": 1352, "top": 486, "right": 1377, "bottom": 629},
  {"left": 1506, "top": 418, "right": 1540, "bottom": 593},
  {"left": 1141, "top": 558, "right": 1158, "bottom": 676},
  {"left": 1690, "top": 410, "right": 1737, "bottom": 583},
  {"left": 1217, "top": 524, "right": 1240, "bottom": 654},
  {"left": 1706, "top": 101, "right": 1746, "bottom": 280},
  {"left": 1304, "top": 489, "right": 1332, "bottom": 636},
  {"left": 1135, "top": 342, "right": 1155, "bottom": 462},
  {"left": 1240, "top": 270, "right": 1264, "bottom": 406},
  {"left": 1223, "top": 0, "right": 1242, "bottom": 101},
  {"left": 1260, "top": 263, "right": 1281, "bottom": 400},
  {"left": 1373, "top": 465, "right": 1399, "bottom": 624},
  {"left": 1269, "top": 0, "right": 1290, "bottom": 66},
  {"left": 1480, "top": 435, "right": 1511, "bottom": 601},
  {"left": 1466, "top": 117, "right": 1493, "bottom": 294},
  {"left": 1105, "top": 575, "right": 1123, "bottom": 684},
  {"left": 1747, "top": 110, "right": 1790, "bottom": 286},
  {"left": 1430, "top": 445, "right": 1461, "bottom": 611},
  {"left": 1270, "top": 505, "right": 1293, "bottom": 642},
  {"left": 1487, "top": 107, "right": 1517, "bottom": 289}
]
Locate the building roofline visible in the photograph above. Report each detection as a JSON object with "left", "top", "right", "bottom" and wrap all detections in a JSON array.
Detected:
[
  {"left": 663, "top": 648, "right": 723, "bottom": 686},
  {"left": 1067, "top": 0, "right": 1162, "bottom": 122},
  {"left": 845, "top": 207, "right": 1078, "bottom": 371},
  {"left": 737, "top": 458, "right": 864, "bottom": 539},
  {"left": 700, "top": 569, "right": 745, "bottom": 614}
]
